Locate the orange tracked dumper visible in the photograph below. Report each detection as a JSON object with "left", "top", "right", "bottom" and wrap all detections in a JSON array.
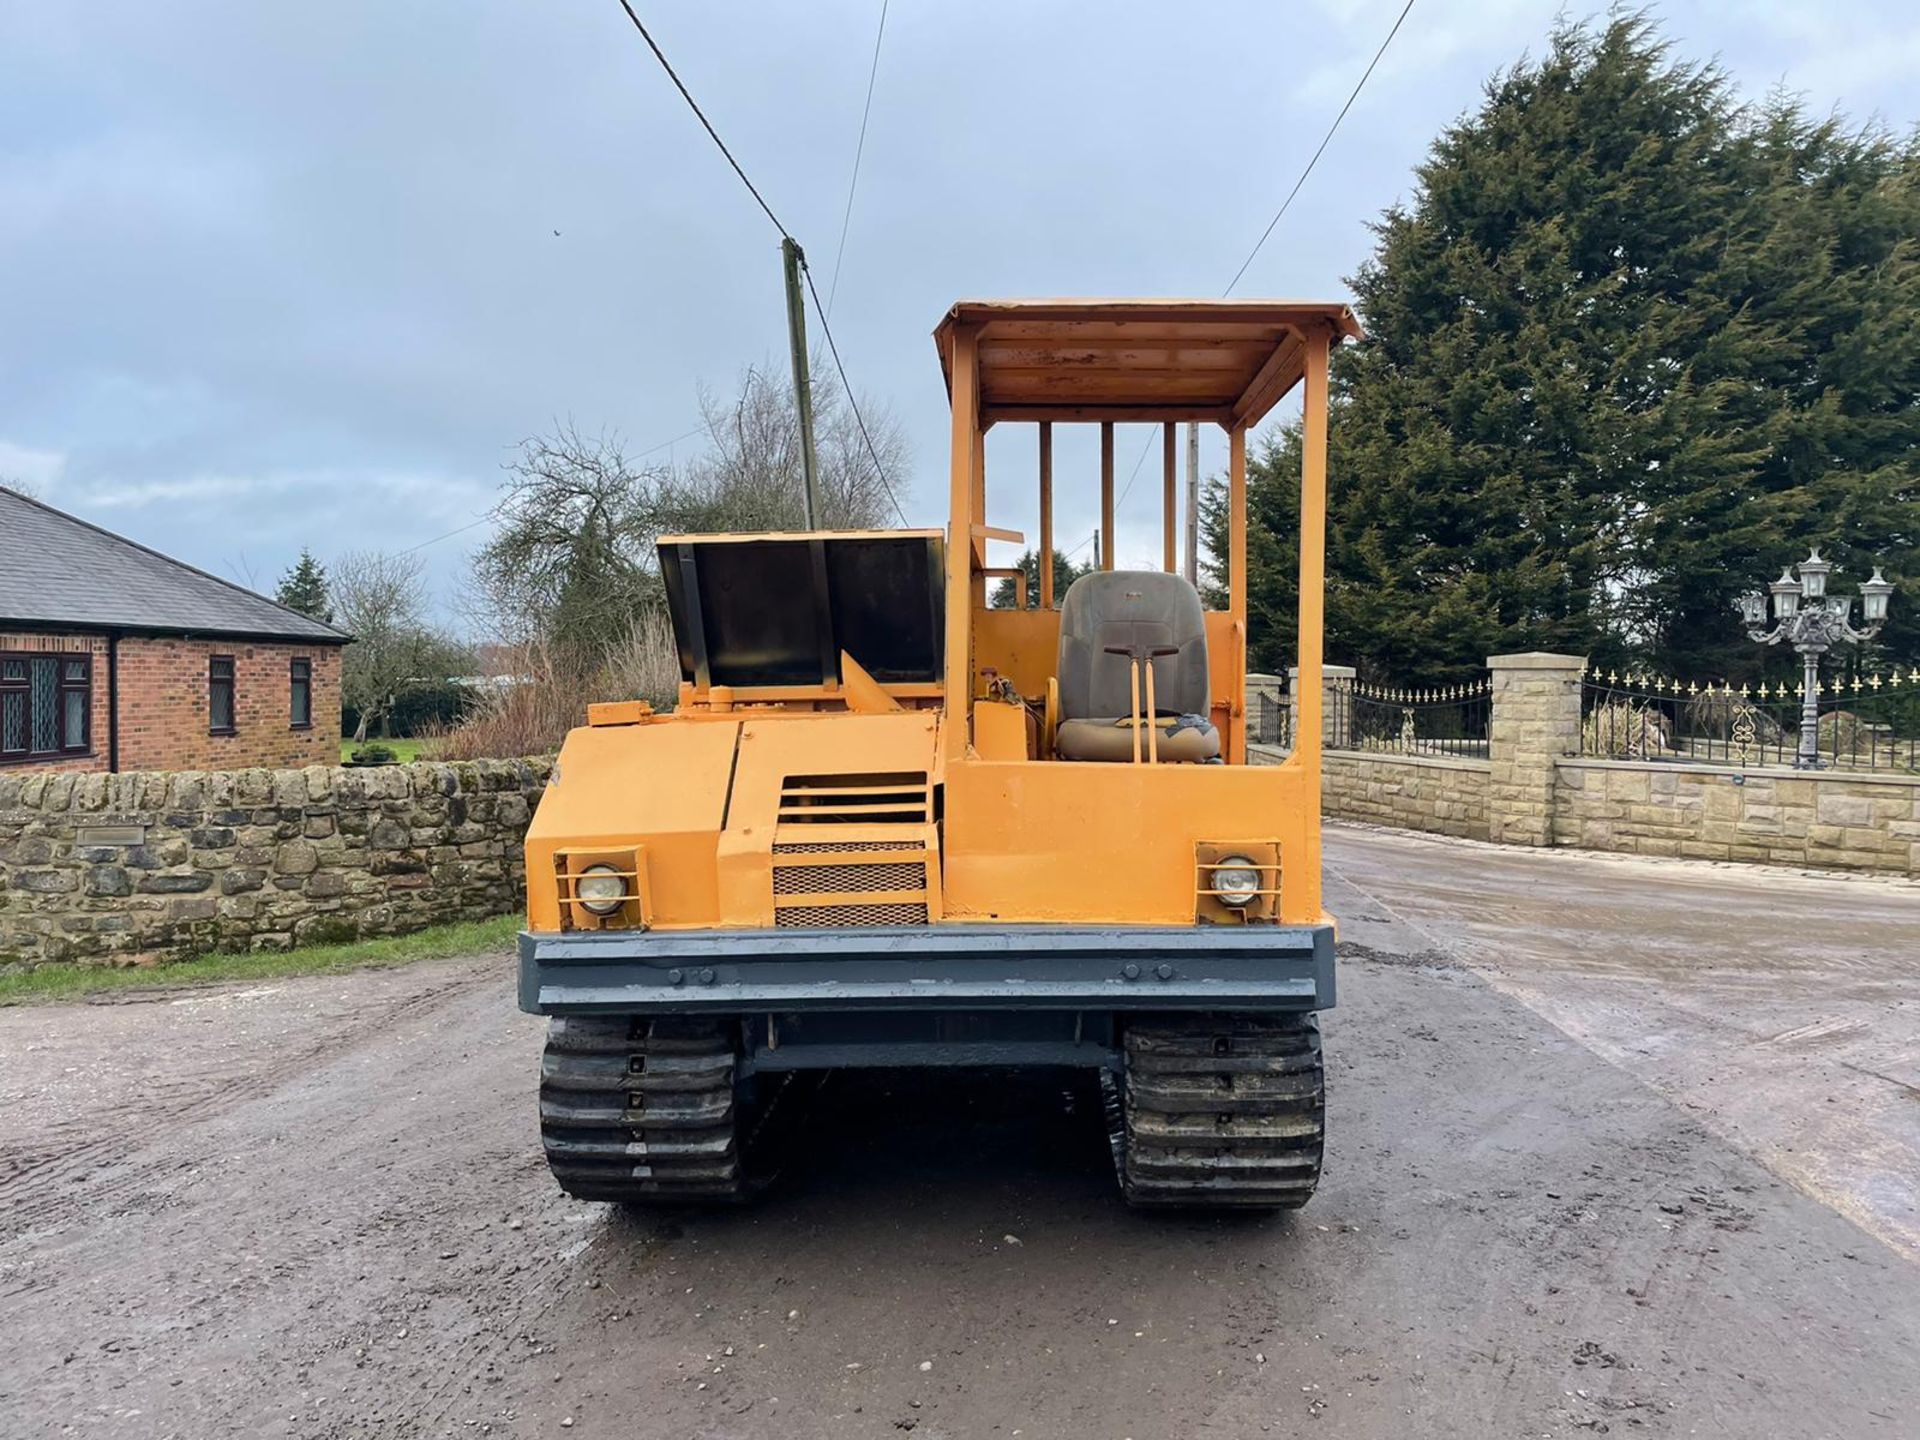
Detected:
[{"left": 519, "top": 298, "right": 1361, "bottom": 1207}]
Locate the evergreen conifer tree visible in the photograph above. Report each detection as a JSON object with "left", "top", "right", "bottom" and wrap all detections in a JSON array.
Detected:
[
  {"left": 1215, "top": 14, "right": 1918, "bottom": 685},
  {"left": 275, "top": 547, "right": 334, "bottom": 624}
]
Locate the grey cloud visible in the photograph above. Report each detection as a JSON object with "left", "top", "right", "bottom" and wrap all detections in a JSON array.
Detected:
[{"left": 3, "top": 0, "right": 1913, "bottom": 617}]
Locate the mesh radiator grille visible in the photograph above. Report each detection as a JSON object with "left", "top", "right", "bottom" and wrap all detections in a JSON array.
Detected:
[
  {"left": 771, "top": 861, "right": 926, "bottom": 896},
  {"left": 775, "top": 902, "right": 929, "bottom": 928}
]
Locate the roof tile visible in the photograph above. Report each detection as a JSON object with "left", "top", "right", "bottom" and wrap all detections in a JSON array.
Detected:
[{"left": 0, "top": 487, "right": 348, "bottom": 643}]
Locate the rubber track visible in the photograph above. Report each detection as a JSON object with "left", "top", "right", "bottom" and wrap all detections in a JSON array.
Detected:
[
  {"left": 1115, "top": 1013, "right": 1324, "bottom": 1209},
  {"left": 538, "top": 1014, "right": 748, "bottom": 1202}
]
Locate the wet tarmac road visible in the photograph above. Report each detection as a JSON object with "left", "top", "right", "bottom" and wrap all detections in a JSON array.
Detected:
[{"left": 1, "top": 825, "right": 1915, "bottom": 1438}]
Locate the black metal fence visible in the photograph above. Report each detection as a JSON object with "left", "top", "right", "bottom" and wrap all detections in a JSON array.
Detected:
[
  {"left": 1252, "top": 689, "right": 1291, "bottom": 748},
  {"left": 1330, "top": 676, "right": 1491, "bottom": 758},
  {"left": 1579, "top": 668, "right": 1920, "bottom": 773}
]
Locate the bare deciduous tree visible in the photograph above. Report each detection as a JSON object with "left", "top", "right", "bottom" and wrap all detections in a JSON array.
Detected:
[
  {"left": 674, "top": 359, "right": 908, "bottom": 532},
  {"left": 333, "top": 549, "right": 465, "bottom": 742},
  {"left": 472, "top": 422, "right": 669, "bottom": 680},
  {"left": 454, "top": 364, "right": 911, "bottom": 756},
  {"left": 473, "top": 366, "right": 910, "bottom": 679}
]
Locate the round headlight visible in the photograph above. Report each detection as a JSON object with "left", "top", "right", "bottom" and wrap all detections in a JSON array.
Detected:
[
  {"left": 1212, "top": 856, "right": 1261, "bottom": 907},
  {"left": 576, "top": 863, "right": 627, "bottom": 916}
]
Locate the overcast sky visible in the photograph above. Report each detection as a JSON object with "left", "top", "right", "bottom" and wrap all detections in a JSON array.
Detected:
[{"left": 3, "top": 2, "right": 1915, "bottom": 626}]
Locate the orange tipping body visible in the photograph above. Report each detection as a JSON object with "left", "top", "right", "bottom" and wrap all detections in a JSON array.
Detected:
[{"left": 525, "top": 299, "right": 1359, "bottom": 936}]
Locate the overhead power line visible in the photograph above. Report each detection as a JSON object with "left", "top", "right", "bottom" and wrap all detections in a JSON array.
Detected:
[
  {"left": 609, "top": 2, "right": 907, "bottom": 525},
  {"left": 612, "top": 0, "right": 793, "bottom": 240},
  {"left": 825, "top": 0, "right": 890, "bottom": 318},
  {"left": 803, "top": 264, "right": 910, "bottom": 527},
  {"left": 1223, "top": 0, "right": 1417, "bottom": 296},
  {"left": 396, "top": 515, "right": 494, "bottom": 556},
  {"left": 396, "top": 423, "right": 709, "bottom": 556},
  {"left": 1105, "top": 0, "right": 1418, "bottom": 553}
]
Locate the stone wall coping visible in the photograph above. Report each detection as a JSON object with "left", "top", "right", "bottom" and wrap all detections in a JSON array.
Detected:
[
  {"left": 1286, "top": 664, "right": 1358, "bottom": 680},
  {"left": 1555, "top": 757, "right": 1920, "bottom": 790},
  {"left": 1487, "top": 651, "right": 1588, "bottom": 671},
  {"left": 1327, "top": 749, "right": 1492, "bottom": 774},
  {"left": 1250, "top": 742, "right": 1490, "bottom": 775}
]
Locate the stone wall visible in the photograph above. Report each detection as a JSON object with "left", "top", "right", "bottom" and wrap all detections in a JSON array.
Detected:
[
  {"left": 0, "top": 758, "right": 549, "bottom": 968},
  {"left": 1328, "top": 752, "right": 1488, "bottom": 840},
  {"left": 1251, "top": 745, "right": 1491, "bottom": 841},
  {"left": 1256, "top": 648, "right": 1915, "bottom": 877},
  {"left": 1554, "top": 760, "right": 1920, "bottom": 872}
]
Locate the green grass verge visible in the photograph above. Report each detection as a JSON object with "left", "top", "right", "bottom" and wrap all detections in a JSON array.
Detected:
[
  {"left": 340, "top": 737, "right": 430, "bottom": 763},
  {"left": 0, "top": 913, "right": 520, "bottom": 1007}
]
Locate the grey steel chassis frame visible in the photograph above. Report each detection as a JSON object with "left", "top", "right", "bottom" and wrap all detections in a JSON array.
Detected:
[{"left": 520, "top": 923, "right": 1334, "bottom": 1018}]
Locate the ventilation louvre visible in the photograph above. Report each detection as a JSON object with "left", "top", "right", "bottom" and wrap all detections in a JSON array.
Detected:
[
  {"left": 777, "top": 772, "right": 930, "bottom": 826},
  {"left": 768, "top": 774, "right": 935, "bottom": 926}
]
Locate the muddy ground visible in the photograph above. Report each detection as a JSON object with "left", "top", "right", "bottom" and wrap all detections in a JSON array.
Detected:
[{"left": 1, "top": 825, "right": 1915, "bottom": 1439}]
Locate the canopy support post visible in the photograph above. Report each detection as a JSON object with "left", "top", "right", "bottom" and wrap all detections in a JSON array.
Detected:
[
  {"left": 945, "top": 324, "right": 980, "bottom": 750},
  {"left": 1039, "top": 422, "right": 1054, "bottom": 609}
]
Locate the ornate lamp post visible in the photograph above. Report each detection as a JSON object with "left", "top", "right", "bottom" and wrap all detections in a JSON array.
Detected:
[{"left": 1738, "top": 549, "right": 1894, "bottom": 769}]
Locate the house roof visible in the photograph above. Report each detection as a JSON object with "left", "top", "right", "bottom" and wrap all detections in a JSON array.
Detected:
[
  {"left": 0, "top": 486, "right": 349, "bottom": 644},
  {"left": 933, "top": 298, "right": 1362, "bottom": 428}
]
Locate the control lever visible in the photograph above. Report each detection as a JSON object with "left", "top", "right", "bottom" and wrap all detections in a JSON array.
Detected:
[{"left": 1104, "top": 643, "right": 1181, "bottom": 763}]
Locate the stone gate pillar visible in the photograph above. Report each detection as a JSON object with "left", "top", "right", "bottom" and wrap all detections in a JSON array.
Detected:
[
  {"left": 1487, "top": 652, "right": 1585, "bottom": 846},
  {"left": 1288, "top": 664, "right": 1355, "bottom": 752},
  {"left": 1246, "top": 673, "right": 1285, "bottom": 747}
]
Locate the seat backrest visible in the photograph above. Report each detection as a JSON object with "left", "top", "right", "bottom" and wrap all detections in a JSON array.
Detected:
[{"left": 1056, "top": 571, "right": 1210, "bottom": 720}]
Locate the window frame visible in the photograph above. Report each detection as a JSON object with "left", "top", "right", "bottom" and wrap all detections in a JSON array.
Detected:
[
  {"left": 0, "top": 651, "right": 92, "bottom": 763},
  {"left": 289, "top": 656, "right": 313, "bottom": 730},
  {"left": 208, "top": 653, "right": 237, "bottom": 736}
]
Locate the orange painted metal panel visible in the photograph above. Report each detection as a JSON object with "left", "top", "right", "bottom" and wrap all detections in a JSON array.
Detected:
[
  {"left": 525, "top": 720, "right": 739, "bottom": 930},
  {"left": 973, "top": 608, "right": 1061, "bottom": 699},
  {"left": 942, "top": 758, "right": 1317, "bottom": 924},
  {"left": 971, "top": 699, "right": 1030, "bottom": 760}
]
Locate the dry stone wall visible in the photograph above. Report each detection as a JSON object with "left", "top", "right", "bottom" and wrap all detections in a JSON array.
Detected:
[{"left": 0, "top": 758, "right": 549, "bottom": 968}]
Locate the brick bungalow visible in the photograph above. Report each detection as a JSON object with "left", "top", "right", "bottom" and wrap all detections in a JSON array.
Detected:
[{"left": 0, "top": 486, "right": 349, "bottom": 773}]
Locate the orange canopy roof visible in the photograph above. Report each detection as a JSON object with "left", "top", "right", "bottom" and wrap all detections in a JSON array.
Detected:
[{"left": 933, "top": 298, "right": 1361, "bottom": 428}]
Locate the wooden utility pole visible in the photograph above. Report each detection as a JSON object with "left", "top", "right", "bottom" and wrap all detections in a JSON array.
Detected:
[
  {"left": 1184, "top": 422, "right": 1200, "bottom": 584},
  {"left": 781, "top": 238, "right": 822, "bottom": 529},
  {"left": 1162, "top": 422, "right": 1177, "bottom": 573},
  {"left": 1099, "top": 423, "right": 1115, "bottom": 571}
]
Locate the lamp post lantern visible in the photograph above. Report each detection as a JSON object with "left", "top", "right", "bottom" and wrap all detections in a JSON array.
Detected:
[{"left": 1739, "top": 549, "right": 1893, "bottom": 769}]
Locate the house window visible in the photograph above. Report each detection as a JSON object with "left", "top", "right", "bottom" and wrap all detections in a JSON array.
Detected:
[
  {"left": 1, "top": 653, "right": 90, "bottom": 761},
  {"left": 290, "top": 657, "right": 313, "bottom": 729},
  {"left": 209, "top": 655, "right": 236, "bottom": 735}
]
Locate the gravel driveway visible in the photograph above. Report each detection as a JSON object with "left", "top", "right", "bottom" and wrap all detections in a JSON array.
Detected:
[{"left": 1, "top": 825, "right": 1914, "bottom": 1439}]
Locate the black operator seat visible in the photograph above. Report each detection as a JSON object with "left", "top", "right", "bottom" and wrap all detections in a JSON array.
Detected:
[{"left": 1053, "top": 571, "right": 1221, "bottom": 762}]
